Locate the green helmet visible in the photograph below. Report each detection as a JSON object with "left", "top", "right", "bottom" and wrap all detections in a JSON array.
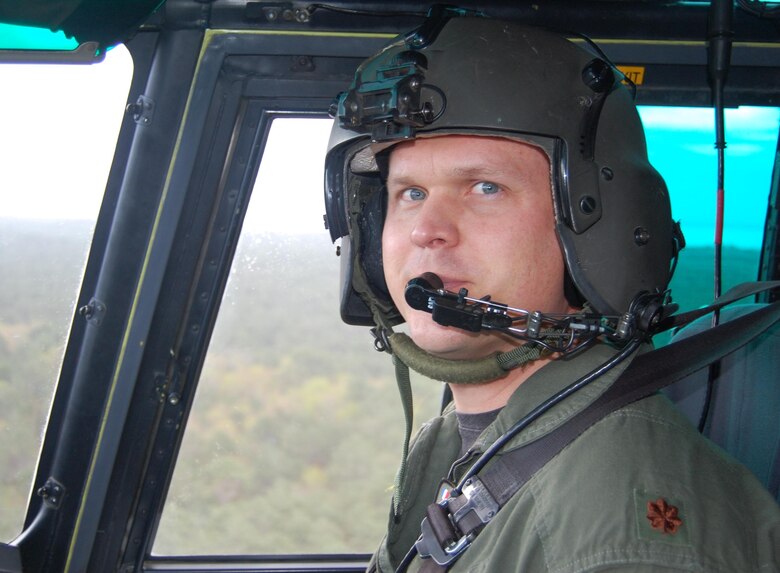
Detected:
[{"left": 324, "top": 15, "right": 682, "bottom": 330}]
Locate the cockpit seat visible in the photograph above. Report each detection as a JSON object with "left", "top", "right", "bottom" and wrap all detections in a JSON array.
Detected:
[{"left": 664, "top": 303, "right": 779, "bottom": 502}]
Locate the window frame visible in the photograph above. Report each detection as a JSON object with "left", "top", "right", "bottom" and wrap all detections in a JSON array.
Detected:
[
  {"left": 13, "top": 27, "right": 205, "bottom": 573},
  {"left": 92, "top": 30, "right": 391, "bottom": 572}
]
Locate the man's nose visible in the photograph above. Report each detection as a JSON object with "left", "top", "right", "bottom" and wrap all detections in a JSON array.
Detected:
[{"left": 409, "top": 195, "right": 459, "bottom": 248}]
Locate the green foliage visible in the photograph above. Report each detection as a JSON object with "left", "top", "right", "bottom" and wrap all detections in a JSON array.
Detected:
[
  {"left": 0, "top": 218, "right": 92, "bottom": 541},
  {"left": 0, "top": 218, "right": 762, "bottom": 554},
  {"left": 154, "top": 232, "right": 443, "bottom": 554}
]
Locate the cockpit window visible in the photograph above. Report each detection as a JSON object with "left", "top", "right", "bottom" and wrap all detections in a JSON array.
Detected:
[
  {"left": 642, "top": 106, "right": 777, "bottom": 250},
  {"left": 154, "top": 117, "right": 445, "bottom": 555},
  {"left": 0, "top": 23, "right": 80, "bottom": 51},
  {"left": 0, "top": 45, "right": 132, "bottom": 541},
  {"left": 640, "top": 106, "right": 779, "bottom": 341}
]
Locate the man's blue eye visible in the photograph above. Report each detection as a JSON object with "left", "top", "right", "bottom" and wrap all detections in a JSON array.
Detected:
[
  {"left": 477, "top": 181, "right": 499, "bottom": 195},
  {"left": 406, "top": 188, "right": 426, "bottom": 200}
]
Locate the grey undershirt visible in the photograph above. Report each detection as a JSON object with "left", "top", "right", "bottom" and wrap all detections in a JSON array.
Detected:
[{"left": 456, "top": 408, "right": 502, "bottom": 457}]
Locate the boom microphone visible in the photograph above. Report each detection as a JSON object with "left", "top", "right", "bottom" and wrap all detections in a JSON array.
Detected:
[{"left": 403, "top": 273, "right": 666, "bottom": 352}]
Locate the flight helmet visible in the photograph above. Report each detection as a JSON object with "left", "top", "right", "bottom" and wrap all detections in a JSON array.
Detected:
[{"left": 324, "top": 15, "right": 681, "bottom": 332}]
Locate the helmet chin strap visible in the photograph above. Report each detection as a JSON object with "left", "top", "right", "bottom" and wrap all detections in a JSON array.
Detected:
[{"left": 387, "top": 331, "right": 544, "bottom": 384}]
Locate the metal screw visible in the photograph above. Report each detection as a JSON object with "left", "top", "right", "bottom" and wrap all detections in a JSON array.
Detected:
[
  {"left": 634, "top": 227, "right": 651, "bottom": 245},
  {"left": 582, "top": 59, "right": 615, "bottom": 93},
  {"left": 601, "top": 167, "right": 614, "bottom": 181},
  {"left": 294, "top": 8, "right": 310, "bottom": 22},
  {"left": 579, "top": 195, "right": 597, "bottom": 215}
]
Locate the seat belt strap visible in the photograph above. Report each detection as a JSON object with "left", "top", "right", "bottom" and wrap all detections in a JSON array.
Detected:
[{"left": 412, "top": 300, "right": 780, "bottom": 572}]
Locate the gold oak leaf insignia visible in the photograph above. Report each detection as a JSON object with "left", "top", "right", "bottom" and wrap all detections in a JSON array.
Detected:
[{"left": 646, "top": 497, "right": 683, "bottom": 534}]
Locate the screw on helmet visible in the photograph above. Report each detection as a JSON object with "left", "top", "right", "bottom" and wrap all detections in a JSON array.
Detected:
[{"left": 324, "top": 15, "right": 682, "bottom": 328}]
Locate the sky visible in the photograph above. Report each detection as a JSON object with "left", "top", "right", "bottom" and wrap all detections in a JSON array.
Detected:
[
  {"left": 0, "top": 45, "right": 133, "bottom": 222},
  {"left": 640, "top": 105, "right": 780, "bottom": 248},
  {"left": 0, "top": 47, "right": 333, "bottom": 235},
  {"left": 247, "top": 117, "right": 334, "bottom": 234},
  {"left": 0, "top": 48, "right": 778, "bottom": 247}
]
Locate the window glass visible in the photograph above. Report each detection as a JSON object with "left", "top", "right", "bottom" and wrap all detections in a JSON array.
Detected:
[
  {"left": 0, "top": 23, "right": 80, "bottom": 51},
  {"left": 639, "top": 106, "right": 779, "bottom": 343},
  {"left": 154, "top": 117, "right": 444, "bottom": 555},
  {"left": 0, "top": 46, "right": 133, "bottom": 541}
]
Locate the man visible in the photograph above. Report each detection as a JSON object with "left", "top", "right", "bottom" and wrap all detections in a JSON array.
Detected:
[{"left": 324, "top": 14, "right": 780, "bottom": 573}]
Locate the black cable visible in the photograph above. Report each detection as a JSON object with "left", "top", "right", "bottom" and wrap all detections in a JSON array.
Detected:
[
  {"left": 395, "top": 543, "right": 419, "bottom": 572},
  {"left": 700, "top": 0, "right": 734, "bottom": 433},
  {"left": 708, "top": 0, "right": 733, "bottom": 300},
  {"left": 306, "top": 3, "right": 425, "bottom": 18},
  {"left": 452, "top": 337, "right": 642, "bottom": 494},
  {"left": 713, "top": 76, "right": 727, "bottom": 303}
]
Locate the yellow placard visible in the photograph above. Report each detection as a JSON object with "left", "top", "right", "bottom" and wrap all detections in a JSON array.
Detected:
[{"left": 617, "top": 65, "right": 645, "bottom": 85}]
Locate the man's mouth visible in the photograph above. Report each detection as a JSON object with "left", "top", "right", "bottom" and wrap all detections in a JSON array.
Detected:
[{"left": 409, "top": 272, "right": 466, "bottom": 293}]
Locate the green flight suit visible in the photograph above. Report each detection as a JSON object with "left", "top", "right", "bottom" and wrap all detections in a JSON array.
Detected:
[{"left": 370, "top": 343, "right": 780, "bottom": 572}]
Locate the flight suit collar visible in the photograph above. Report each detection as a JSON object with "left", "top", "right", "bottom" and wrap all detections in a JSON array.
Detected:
[{"left": 452, "top": 342, "right": 644, "bottom": 479}]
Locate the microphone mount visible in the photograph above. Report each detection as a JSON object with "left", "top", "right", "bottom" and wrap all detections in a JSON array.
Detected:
[{"left": 405, "top": 273, "right": 665, "bottom": 353}]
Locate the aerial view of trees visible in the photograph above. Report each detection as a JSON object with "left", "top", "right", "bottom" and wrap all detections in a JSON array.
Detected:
[{"left": 0, "top": 218, "right": 761, "bottom": 555}]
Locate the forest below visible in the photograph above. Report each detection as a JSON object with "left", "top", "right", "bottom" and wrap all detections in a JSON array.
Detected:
[{"left": 0, "top": 218, "right": 761, "bottom": 554}]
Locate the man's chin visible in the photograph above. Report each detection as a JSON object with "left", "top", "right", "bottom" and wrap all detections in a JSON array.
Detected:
[{"left": 408, "top": 323, "right": 493, "bottom": 361}]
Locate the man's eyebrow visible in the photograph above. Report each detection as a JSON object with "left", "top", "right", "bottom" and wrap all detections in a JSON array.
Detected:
[
  {"left": 386, "top": 165, "right": 526, "bottom": 189},
  {"left": 450, "top": 165, "right": 513, "bottom": 179},
  {"left": 385, "top": 174, "right": 417, "bottom": 188}
]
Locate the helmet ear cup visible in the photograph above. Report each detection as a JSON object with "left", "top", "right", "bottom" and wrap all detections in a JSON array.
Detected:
[
  {"left": 563, "top": 269, "right": 587, "bottom": 309},
  {"left": 357, "top": 186, "right": 392, "bottom": 304}
]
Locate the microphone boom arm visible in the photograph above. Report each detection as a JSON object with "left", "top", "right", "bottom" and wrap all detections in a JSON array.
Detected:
[{"left": 405, "top": 273, "right": 635, "bottom": 353}]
